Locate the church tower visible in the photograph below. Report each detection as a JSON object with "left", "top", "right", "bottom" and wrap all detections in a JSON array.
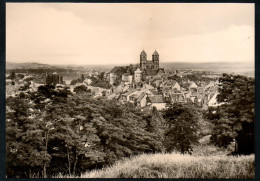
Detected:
[
  {"left": 140, "top": 50, "right": 147, "bottom": 71},
  {"left": 152, "top": 50, "right": 159, "bottom": 70}
]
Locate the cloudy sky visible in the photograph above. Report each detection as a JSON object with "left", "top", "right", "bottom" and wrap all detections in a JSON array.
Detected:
[{"left": 6, "top": 3, "right": 254, "bottom": 65}]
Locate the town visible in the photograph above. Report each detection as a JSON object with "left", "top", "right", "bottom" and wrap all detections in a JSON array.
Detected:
[
  {"left": 5, "top": 2, "right": 255, "bottom": 179},
  {"left": 6, "top": 50, "right": 224, "bottom": 111}
]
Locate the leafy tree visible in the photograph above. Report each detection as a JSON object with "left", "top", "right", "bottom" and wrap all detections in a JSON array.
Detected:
[
  {"left": 81, "top": 74, "right": 85, "bottom": 82},
  {"left": 98, "top": 72, "right": 105, "bottom": 80},
  {"left": 163, "top": 104, "right": 199, "bottom": 154},
  {"left": 143, "top": 107, "right": 166, "bottom": 147},
  {"left": 73, "top": 85, "right": 90, "bottom": 95},
  {"left": 8, "top": 71, "right": 16, "bottom": 80},
  {"left": 6, "top": 85, "right": 163, "bottom": 178},
  {"left": 16, "top": 74, "right": 25, "bottom": 79},
  {"left": 167, "top": 74, "right": 181, "bottom": 82},
  {"left": 6, "top": 96, "right": 50, "bottom": 178},
  {"left": 90, "top": 75, "right": 111, "bottom": 89},
  {"left": 70, "top": 79, "right": 79, "bottom": 85},
  {"left": 70, "top": 78, "right": 83, "bottom": 86},
  {"left": 207, "top": 74, "right": 254, "bottom": 154},
  {"left": 24, "top": 85, "right": 72, "bottom": 177}
]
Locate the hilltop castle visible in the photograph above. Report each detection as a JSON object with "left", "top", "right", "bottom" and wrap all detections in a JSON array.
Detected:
[
  {"left": 140, "top": 50, "right": 161, "bottom": 76},
  {"left": 110, "top": 50, "right": 164, "bottom": 85}
]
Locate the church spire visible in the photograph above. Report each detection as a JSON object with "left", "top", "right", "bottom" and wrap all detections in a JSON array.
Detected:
[
  {"left": 153, "top": 50, "right": 159, "bottom": 56},
  {"left": 140, "top": 50, "right": 147, "bottom": 56}
]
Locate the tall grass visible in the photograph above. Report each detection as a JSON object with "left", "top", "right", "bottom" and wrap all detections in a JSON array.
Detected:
[{"left": 80, "top": 153, "right": 254, "bottom": 178}]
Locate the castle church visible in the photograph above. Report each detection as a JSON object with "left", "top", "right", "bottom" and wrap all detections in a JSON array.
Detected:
[{"left": 140, "top": 50, "right": 161, "bottom": 76}]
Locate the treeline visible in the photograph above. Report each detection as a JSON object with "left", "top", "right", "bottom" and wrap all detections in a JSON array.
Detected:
[{"left": 6, "top": 68, "right": 78, "bottom": 74}]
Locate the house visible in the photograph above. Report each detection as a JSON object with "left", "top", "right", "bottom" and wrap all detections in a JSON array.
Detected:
[
  {"left": 194, "top": 93, "right": 204, "bottom": 106},
  {"left": 189, "top": 81, "right": 198, "bottom": 89},
  {"left": 161, "top": 80, "right": 181, "bottom": 92},
  {"left": 208, "top": 92, "right": 222, "bottom": 107},
  {"left": 121, "top": 88, "right": 154, "bottom": 105},
  {"left": 134, "top": 68, "right": 142, "bottom": 83},
  {"left": 84, "top": 79, "right": 92, "bottom": 85},
  {"left": 86, "top": 86, "right": 106, "bottom": 97},
  {"left": 107, "top": 93, "right": 117, "bottom": 100},
  {"left": 129, "top": 93, "right": 139, "bottom": 104},
  {"left": 121, "top": 89, "right": 139, "bottom": 102},
  {"left": 190, "top": 96, "right": 196, "bottom": 103},
  {"left": 142, "top": 83, "right": 154, "bottom": 90},
  {"left": 197, "top": 87, "right": 203, "bottom": 94},
  {"left": 205, "top": 81, "right": 215, "bottom": 91},
  {"left": 137, "top": 92, "right": 147, "bottom": 108},
  {"left": 122, "top": 85, "right": 130, "bottom": 92},
  {"left": 153, "top": 79, "right": 163, "bottom": 87},
  {"left": 122, "top": 73, "right": 133, "bottom": 84},
  {"left": 184, "top": 91, "right": 191, "bottom": 99},
  {"left": 105, "top": 89, "right": 112, "bottom": 95},
  {"left": 109, "top": 73, "right": 117, "bottom": 85},
  {"left": 114, "top": 83, "right": 125, "bottom": 93},
  {"left": 170, "top": 91, "right": 185, "bottom": 103},
  {"left": 172, "top": 81, "right": 181, "bottom": 91},
  {"left": 147, "top": 95, "right": 167, "bottom": 110},
  {"left": 29, "top": 81, "right": 44, "bottom": 92}
]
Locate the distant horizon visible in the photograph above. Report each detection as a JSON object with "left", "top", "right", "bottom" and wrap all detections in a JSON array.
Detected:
[{"left": 6, "top": 60, "right": 255, "bottom": 67}]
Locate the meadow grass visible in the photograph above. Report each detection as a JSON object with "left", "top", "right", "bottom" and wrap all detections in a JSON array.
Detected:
[{"left": 80, "top": 153, "right": 254, "bottom": 178}]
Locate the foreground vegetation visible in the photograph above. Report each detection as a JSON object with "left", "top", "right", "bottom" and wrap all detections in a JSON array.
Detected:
[{"left": 80, "top": 153, "right": 254, "bottom": 178}]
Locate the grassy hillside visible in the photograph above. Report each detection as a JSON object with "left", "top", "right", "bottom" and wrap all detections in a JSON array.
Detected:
[{"left": 80, "top": 153, "right": 254, "bottom": 178}]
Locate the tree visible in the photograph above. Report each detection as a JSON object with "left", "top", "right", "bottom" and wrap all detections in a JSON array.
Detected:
[
  {"left": 6, "top": 84, "right": 164, "bottom": 178},
  {"left": 207, "top": 74, "right": 254, "bottom": 154},
  {"left": 143, "top": 107, "right": 166, "bottom": 147},
  {"left": 16, "top": 74, "right": 25, "bottom": 79},
  {"left": 81, "top": 74, "right": 85, "bottom": 82},
  {"left": 9, "top": 71, "right": 16, "bottom": 80},
  {"left": 98, "top": 72, "right": 105, "bottom": 80},
  {"left": 6, "top": 96, "right": 50, "bottom": 178},
  {"left": 162, "top": 104, "right": 199, "bottom": 154},
  {"left": 73, "top": 85, "right": 90, "bottom": 95},
  {"left": 70, "top": 79, "right": 78, "bottom": 85},
  {"left": 28, "top": 85, "right": 72, "bottom": 177}
]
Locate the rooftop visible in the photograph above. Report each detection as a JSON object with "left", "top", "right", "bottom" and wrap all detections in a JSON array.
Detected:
[{"left": 148, "top": 95, "right": 165, "bottom": 103}]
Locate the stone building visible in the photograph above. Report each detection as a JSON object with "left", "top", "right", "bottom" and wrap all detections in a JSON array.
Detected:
[
  {"left": 134, "top": 68, "right": 142, "bottom": 83},
  {"left": 46, "top": 72, "right": 63, "bottom": 86},
  {"left": 140, "top": 50, "right": 161, "bottom": 76},
  {"left": 109, "top": 73, "right": 117, "bottom": 85}
]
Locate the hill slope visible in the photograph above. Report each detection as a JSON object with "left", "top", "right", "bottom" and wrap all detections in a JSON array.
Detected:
[
  {"left": 80, "top": 153, "right": 254, "bottom": 178},
  {"left": 6, "top": 62, "right": 57, "bottom": 69}
]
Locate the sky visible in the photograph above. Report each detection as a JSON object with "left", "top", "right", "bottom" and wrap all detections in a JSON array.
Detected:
[{"left": 6, "top": 3, "right": 254, "bottom": 65}]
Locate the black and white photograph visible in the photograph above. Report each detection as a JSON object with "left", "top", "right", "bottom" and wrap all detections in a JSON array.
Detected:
[{"left": 5, "top": 2, "right": 255, "bottom": 178}]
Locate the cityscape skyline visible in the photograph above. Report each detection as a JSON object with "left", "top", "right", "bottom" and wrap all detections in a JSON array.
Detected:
[{"left": 6, "top": 3, "right": 254, "bottom": 65}]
